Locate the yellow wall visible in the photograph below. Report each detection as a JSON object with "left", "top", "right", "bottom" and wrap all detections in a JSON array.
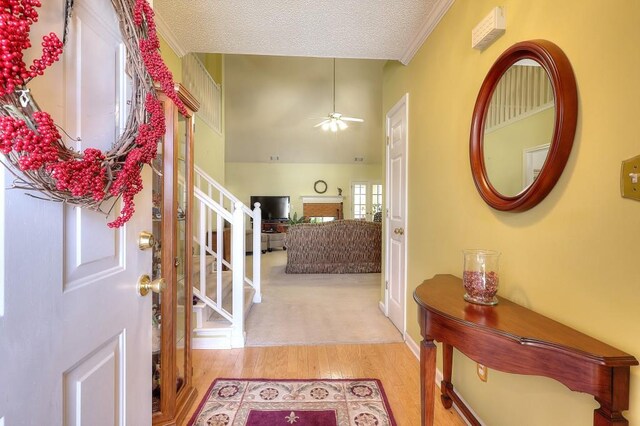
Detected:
[
  {"left": 383, "top": 1, "right": 640, "bottom": 424},
  {"left": 159, "top": 37, "right": 225, "bottom": 182},
  {"left": 226, "top": 162, "right": 382, "bottom": 219},
  {"left": 198, "top": 53, "right": 223, "bottom": 84},
  {"left": 159, "top": 36, "right": 182, "bottom": 82},
  {"left": 194, "top": 115, "right": 225, "bottom": 183}
]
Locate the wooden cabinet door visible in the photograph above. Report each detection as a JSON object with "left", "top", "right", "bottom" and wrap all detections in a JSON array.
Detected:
[{"left": 152, "top": 86, "right": 199, "bottom": 426}]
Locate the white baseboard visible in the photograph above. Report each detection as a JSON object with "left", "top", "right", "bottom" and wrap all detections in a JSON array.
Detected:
[
  {"left": 406, "top": 333, "right": 420, "bottom": 359},
  {"left": 192, "top": 328, "right": 233, "bottom": 349},
  {"left": 378, "top": 301, "right": 386, "bottom": 315},
  {"left": 192, "top": 336, "right": 232, "bottom": 350},
  {"left": 404, "top": 335, "right": 485, "bottom": 426}
]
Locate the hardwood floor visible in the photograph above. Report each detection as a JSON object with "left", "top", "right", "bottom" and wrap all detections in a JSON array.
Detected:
[{"left": 183, "top": 342, "right": 466, "bottom": 426}]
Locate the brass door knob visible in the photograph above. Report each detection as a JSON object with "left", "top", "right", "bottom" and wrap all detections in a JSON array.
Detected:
[
  {"left": 137, "top": 275, "right": 166, "bottom": 297},
  {"left": 138, "top": 231, "right": 155, "bottom": 250},
  {"left": 394, "top": 227, "right": 405, "bottom": 235}
]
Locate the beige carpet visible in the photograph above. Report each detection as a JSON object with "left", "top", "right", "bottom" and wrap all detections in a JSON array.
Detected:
[{"left": 245, "top": 251, "right": 403, "bottom": 346}]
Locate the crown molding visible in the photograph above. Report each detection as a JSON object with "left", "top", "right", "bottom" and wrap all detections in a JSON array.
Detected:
[
  {"left": 155, "top": 10, "right": 187, "bottom": 58},
  {"left": 399, "top": 0, "right": 455, "bottom": 65}
]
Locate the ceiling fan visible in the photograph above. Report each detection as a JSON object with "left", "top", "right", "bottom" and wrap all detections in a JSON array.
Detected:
[{"left": 314, "top": 58, "right": 364, "bottom": 132}]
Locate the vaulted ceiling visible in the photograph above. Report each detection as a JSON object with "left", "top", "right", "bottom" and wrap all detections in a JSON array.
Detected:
[
  {"left": 154, "top": 0, "right": 454, "bottom": 164},
  {"left": 224, "top": 56, "right": 384, "bottom": 164}
]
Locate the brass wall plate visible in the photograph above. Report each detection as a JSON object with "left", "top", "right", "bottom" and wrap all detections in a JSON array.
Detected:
[
  {"left": 621, "top": 155, "right": 640, "bottom": 201},
  {"left": 477, "top": 363, "right": 488, "bottom": 382}
]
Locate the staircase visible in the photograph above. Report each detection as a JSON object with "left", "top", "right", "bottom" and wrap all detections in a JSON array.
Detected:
[{"left": 191, "top": 165, "right": 262, "bottom": 349}]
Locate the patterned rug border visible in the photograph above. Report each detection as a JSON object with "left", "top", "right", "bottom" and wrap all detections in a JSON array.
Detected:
[{"left": 187, "top": 377, "right": 398, "bottom": 426}]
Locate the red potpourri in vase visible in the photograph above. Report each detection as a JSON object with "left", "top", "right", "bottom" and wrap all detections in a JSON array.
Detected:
[{"left": 462, "top": 249, "right": 500, "bottom": 305}]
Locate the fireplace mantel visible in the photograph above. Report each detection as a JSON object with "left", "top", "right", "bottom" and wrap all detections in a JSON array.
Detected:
[
  {"left": 301, "top": 196, "right": 344, "bottom": 220},
  {"left": 301, "top": 196, "right": 344, "bottom": 204}
]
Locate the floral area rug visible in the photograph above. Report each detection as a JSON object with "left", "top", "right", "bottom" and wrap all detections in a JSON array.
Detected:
[{"left": 187, "top": 378, "right": 397, "bottom": 426}]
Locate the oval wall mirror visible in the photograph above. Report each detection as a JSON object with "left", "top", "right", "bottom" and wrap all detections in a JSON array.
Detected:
[{"left": 469, "top": 40, "right": 578, "bottom": 211}]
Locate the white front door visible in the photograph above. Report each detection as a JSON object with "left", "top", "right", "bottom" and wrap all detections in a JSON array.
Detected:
[
  {"left": 385, "top": 94, "right": 408, "bottom": 335},
  {"left": 0, "top": 1, "right": 151, "bottom": 425}
]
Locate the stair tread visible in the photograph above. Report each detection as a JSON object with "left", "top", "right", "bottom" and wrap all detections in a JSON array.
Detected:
[
  {"left": 193, "top": 269, "right": 234, "bottom": 302},
  {"left": 206, "top": 287, "right": 255, "bottom": 320},
  {"left": 195, "top": 320, "right": 234, "bottom": 330},
  {"left": 193, "top": 286, "right": 256, "bottom": 333}
]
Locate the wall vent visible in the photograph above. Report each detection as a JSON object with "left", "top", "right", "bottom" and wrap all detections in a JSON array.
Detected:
[{"left": 472, "top": 7, "right": 506, "bottom": 51}]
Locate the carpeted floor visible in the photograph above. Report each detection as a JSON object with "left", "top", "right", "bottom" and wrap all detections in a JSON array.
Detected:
[
  {"left": 187, "top": 378, "right": 397, "bottom": 426},
  {"left": 245, "top": 251, "right": 403, "bottom": 346}
]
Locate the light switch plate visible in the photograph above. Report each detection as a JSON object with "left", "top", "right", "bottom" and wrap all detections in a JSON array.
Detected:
[
  {"left": 477, "top": 363, "right": 488, "bottom": 382},
  {"left": 621, "top": 155, "right": 640, "bottom": 201}
]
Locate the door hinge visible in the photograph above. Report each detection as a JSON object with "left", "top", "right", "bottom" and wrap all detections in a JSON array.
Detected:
[
  {"left": 385, "top": 280, "right": 389, "bottom": 290},
  {"left": 386, "top": 136, "right": 390, "bottom": 146},
  {"left": 386, "top": 208, "right": 389, "bottom": 218}
]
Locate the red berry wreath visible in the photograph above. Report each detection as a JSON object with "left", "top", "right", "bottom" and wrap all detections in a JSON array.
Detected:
[{"left": 0, "top": 0, "right": 185, "bottom": 228}]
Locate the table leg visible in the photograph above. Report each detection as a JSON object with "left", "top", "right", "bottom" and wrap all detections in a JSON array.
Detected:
[
  {"left": 440, "top": 343, "right": 454, "bottom": 409},
  {"left": 593, "top": 367, "right": 631, "bottom": 426},
  {"left": 420, "top": 339, "right": 437, "bottom": 426},
  {"left": 594, "top": 406, "right": 629, "bottom": 426}
]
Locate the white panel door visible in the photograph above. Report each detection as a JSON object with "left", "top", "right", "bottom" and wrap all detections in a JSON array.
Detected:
[
  {"left": 385, "top": 94, "right": 408, "bottom": 334},
  {"left": 0, "top": 1, "right": 151, "bottom": 425}
]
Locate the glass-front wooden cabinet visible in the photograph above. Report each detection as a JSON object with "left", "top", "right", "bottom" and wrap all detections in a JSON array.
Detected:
[{"left": 151, "top": 84, "right": 199, "bottom": 425}]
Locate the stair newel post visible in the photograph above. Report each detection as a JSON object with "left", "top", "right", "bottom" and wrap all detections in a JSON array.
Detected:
[
  {"left": 231, "top": 201, "right": 246, "bottom": 347},
  {"left": 252, "top": 202, "right": 262, "bottom": 303}
]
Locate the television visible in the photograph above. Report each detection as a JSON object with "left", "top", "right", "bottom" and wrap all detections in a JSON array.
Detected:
[{"left": 250, "top": 195, "right": 290, "bottom": 221}]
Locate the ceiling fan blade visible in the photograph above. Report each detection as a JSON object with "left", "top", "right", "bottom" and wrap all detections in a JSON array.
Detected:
[
  {"left": 314, "top": 120, "right": 330, "bottom": 128},
  {"left": 341, "top": 117, "right": 364, "bottom": 122}
]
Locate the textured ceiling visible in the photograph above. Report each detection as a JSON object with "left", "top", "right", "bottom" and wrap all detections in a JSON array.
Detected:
[
  {"left": 154, "top": 0, "right": 444, "bottom": 60},
  {"left": 225, "top": 56, "right": 384, "bottom": 164}
]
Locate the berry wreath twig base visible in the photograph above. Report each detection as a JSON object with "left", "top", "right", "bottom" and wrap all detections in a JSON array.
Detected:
[{"left": 0, "top": 0, "right": 185, "bottom": 228}]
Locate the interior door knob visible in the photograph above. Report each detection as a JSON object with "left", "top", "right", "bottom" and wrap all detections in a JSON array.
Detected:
[
  {"left": 394, "top": 227, "right": 404, "bottom": 235},
  {"left": 137, "top": 275, "right": 166, "bottom": 297},
  {"left": 138, "top": 231, "right": 155, "bottom": 250}
]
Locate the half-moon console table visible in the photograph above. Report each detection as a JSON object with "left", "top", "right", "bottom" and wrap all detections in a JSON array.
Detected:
[{"left": 414, "top": 274, "right": 638, "bottom": 426}]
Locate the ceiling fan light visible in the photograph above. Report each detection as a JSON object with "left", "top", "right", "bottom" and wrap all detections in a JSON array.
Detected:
[{"left": 314, "top": 59, "right": 363, "bottom": 131}]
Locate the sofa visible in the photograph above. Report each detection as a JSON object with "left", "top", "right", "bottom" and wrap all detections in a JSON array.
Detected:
[
  {"left": 246, "top": 230, "right": 268, "bottom": 254},
  {"left": 264, "top": 231, "right": 286, "bottom": 251},
  {"left": 285, "top": 220, "right": 381, "bottom": 273}
]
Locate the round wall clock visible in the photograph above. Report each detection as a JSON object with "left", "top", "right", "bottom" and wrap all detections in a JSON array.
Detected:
[{"left": 314, "top": 180, "right": 328, "bottom": 194}]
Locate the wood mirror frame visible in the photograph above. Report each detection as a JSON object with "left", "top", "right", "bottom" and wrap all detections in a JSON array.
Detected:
[{"left": 469, "top": 40, "right": 578, "bottom": 211}]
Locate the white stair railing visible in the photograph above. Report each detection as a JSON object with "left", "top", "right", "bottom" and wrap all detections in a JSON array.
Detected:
[
  {"left": 194, "top": 165, "right": 262, "bottom": 302},
  {"left": 192, "top": 166, "right": 262, "bottom": 348}
]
